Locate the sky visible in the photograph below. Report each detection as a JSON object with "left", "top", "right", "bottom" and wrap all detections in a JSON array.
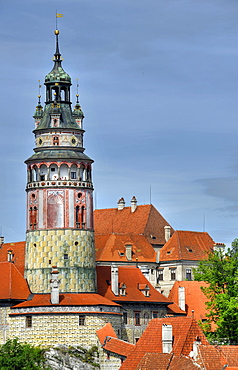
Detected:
[{"left": 0, "top": 0, "right": 238, "bottom": 246}]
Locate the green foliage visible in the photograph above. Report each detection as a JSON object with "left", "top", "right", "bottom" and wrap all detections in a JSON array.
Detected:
[
  {"left": 194, "top": 238, "right": 238, "bottom": 344},
  {"left": 0, "top": 338, "right": 50, "bottom": 370}
]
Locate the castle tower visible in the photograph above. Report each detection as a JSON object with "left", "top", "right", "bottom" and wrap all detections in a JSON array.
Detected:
[{"left": 24, "top": 30, "right": 96, "bottom": 294}]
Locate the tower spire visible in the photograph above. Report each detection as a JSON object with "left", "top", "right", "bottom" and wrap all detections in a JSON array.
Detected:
[{"left": 54, "top": 29, "right": 61, "bottom": 61}]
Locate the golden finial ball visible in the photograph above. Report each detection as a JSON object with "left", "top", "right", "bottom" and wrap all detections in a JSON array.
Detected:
[{"left": 55, "top": 30, "right": 60, "bottom": 35}]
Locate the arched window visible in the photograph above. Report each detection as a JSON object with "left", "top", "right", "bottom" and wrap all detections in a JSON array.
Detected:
[{"left": 49, "top": 164, "right": 58, "bottom": 180}]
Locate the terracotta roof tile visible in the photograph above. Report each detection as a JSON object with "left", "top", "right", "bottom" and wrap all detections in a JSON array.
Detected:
[
  {"left": 168, "top": 281, "right": 208, "bottom": 321},
  {"left": 160, "top": 230, "right": 214, "bottom": 262},
  {"left": 95, "top": 234, "right": 156, "bottom": 263},
  {"left": 136, "top": 353, "right": 173, "bottom": 370},
  {"left": 96, "top": 322, "right": 117, "bottom": 345},
  {"left": 220, "top": 346, "right": 238, "bottom": 367},
  {"left": 197, "top": 345, "right": 226, "bottom": 370},
  {"left": 94, "top": 204, "right": 174, "bottom": 246},
  {"left": 0, "top": 262, "right": 30, "bottom": 301},
  {"left": 97, "top": 266, "right": 171, "bottom": 304},
  {"left": 11, "top": 293, "right": 120, "bottom": 308},
  {"left": 169, "top": 355, "right": 199, "bottom": 370},
  {"left": 0, "top": 242, "right": 25, "bottom": 275},
  {"left": 119, "top": 317, "right": 208, "bottom": 370},
  {"left": 103, "top": 337, "right": 135, "bottom": 357}
]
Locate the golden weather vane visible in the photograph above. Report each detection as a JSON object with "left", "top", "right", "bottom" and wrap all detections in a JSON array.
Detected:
[{"left": 55, "top": 11, "right": 64, "bottom": 30}]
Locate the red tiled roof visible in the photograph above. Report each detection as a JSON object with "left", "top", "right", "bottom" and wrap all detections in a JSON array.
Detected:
[
  {"left": 160, "top": 230, "right": 214, "bottom": 262},
  {"left": 96, "top": 322, "right": 117, "bottom": 345},
  {"left": 94, "top": 204, "right": 174, "bottom": 246},
  {"left": 0, "top": 262, "right": 30, "bottom": 300},
  {"left": 136, "top": 353, "right": 173, "bottom": 369},
  {"left": 168, "top": 281, "right": 208, "bottom": 321},
  {"left": 11, "top": 293, "right": 120, "bottom": 308},
  {"left": 95, "top": 234, "right": 156, "bottom": 263},
  {"left": 197, "top": 345, "right": 226, "bottom": 370},
  {"left": 219, "top": 346, "right": 238, "bottom": 367},
  {"left": 103, "top": 337, "right": 135, "bottom": 357},
  {"left": 97, "top": 266, "right": 171, "bottom": 304},
  {"left": 0, "top": 242, "right": 25, "bottom": 275},
  {"left": 119, "top": 317, "right": 208, "bottom": 370},
  {"left": 169, "top": 355, "right": 199, "bottom": 370}
]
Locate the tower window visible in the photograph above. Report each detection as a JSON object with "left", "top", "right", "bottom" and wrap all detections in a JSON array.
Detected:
[
  {"left": 79, "top": 315, "right": 85, "bottom": 326},
  {"left": 53, "top": 136, "right": 59, "bottom": 146},
  {"left": 64, "top": 254, "right": 68, "bottom": 260},
  {"left": 71, "top": 172, "right": 76, "bottom": 179},
  {"left": 26, "top": 316, "right": 32, "bottom": 328}
]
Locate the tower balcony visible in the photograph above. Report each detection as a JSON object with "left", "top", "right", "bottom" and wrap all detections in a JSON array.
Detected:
[{"left": 26, "top": 180, "right": 93, "bottom": 189}]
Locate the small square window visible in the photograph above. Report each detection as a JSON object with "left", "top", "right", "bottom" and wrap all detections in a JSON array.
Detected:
[
  {"left": 79, "top": 315, "right": 85, "bottom": 326},
  {"left": 26, "top": 316, "right": 32, "bottom": 328}
]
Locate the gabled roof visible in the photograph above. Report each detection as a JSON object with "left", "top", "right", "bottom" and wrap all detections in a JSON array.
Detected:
[
  {"left": 97, "top": 323, "right": 135, "bottom": 357},
  {"left": 168, "top": 281, "right": 208, "bottom": 321},
  {"left": 0, "top": 262, "right": 30, "bottom": 301},
  {"left": 94, "top": 204, "right": 174, "bottom": 246},
  {"left": 160, "top": 230, "right": 214, "bottom": 262},
  {"left": 96, "top": 322, "right": 118, "bottom": 345},
  {"left": 196, "top": 345, "right": 238, "bottom": 370},
  {"left": 0, "top": 242, "right": 25, "bottom": 276},
  {"left": 95, "top": 234, "right": 156, "bottom": 263},
  {"left": 11, "top": 293, "right": 120, "bottom": 309},
  {"left": 136, "top": 353, "right": 173, "bottom": 370},
  {"left": 119, "top": 317, "right": 208, "bottom": 370},
  {"left": 96, "top": 266, "right": 172, "bottom": 304},
  {"left": 102, "top": 337, "right": 135, "bottom": 357}
]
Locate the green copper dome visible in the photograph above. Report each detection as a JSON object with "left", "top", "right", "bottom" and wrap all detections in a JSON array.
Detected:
[{"left": 45, "top": 65, "right": 71, "bottom": 83}]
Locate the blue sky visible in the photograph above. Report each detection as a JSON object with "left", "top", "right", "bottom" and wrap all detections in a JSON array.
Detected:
[{"left": 0, "top": 0, "right": 238, "bottom": 246}]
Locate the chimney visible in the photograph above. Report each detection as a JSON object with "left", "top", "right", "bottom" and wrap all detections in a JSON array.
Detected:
[
  {"left": 117, "top": 197, "right": 125, "bottom": 210},
  {"left": 111, "top": 265, "right": 119, "bottom": 296},
  {"left": 213, "top": 243, "right": 225, "bottom": 255},
  {"left": 130, "top": 196, "right": 137, "bottom": 212},
  {"left": 178, "top": 286, "right": 185, "bottom": 311},
  {"left": 125, "top": 244, "right": 132, "bottom": 261},
  {"left": 50, "top": 266, "right": 60, "bottom": 304},
  {"left": 164, "top": 226, "right": 171, "bottom": 242},
  {"left": 0, "top": 236, "right": 4, "bottom": 247},
  {"left": 162, "top": 324, "right": 173, "bottom": 353}
]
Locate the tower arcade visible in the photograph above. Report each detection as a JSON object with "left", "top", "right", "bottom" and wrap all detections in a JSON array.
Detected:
[{"left": 24, "top": 30, "right": 96, "bottom": 294}]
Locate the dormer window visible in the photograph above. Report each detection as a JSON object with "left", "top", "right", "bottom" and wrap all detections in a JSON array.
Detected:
[
  {"left": 186, "top": 247, "right": 193, "bottom": 252},
  {"left": 7, "top": 250, "right": 13, "bottom": 262},
  {"left": 138, "top": 284, "right": 150, "bottom": 297},
  {"left": 119, "top": 283, "right": 126, "bottom": 296}
]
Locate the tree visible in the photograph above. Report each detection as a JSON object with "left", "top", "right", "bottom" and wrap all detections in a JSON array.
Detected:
[
  {"left": 0, "top": 338, "right": 50, "bottom": 370},
  {"left": 194, "top": 238, "right": 238, "bottom": 344}
]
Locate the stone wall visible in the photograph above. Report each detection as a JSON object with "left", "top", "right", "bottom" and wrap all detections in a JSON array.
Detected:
[
  {"left": 25, "top": 229, "right": 96, "bottom": 293},
  {"left": 8, "top": 311, "right": 121, "bottom": 349}
]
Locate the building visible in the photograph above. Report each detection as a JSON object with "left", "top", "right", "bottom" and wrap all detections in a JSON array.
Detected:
[
  {"left": 95, "top": 205, "right": 217, "bottom": 296},
  {"left": 0, "top": 29, "right": 185, "bottom": 363}
]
